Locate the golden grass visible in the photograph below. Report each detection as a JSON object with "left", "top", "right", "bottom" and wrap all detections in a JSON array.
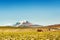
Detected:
[
  {"left": 0, "top": 30, "right": 60, "bottom": 40},
  {"left": 0, "top": 27, "right": 60, "bottom": 40}
]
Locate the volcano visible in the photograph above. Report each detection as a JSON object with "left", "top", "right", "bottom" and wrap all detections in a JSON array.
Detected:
[{"left": 14, "top": 20, "right": 41, "bottom": 27}]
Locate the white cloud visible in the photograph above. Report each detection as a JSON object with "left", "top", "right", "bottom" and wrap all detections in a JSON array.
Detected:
[{"left": 0, "top": 23, "right": 13, "bottom": 26}]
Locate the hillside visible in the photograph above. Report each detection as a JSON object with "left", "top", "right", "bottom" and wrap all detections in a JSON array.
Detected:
[{"left": 47, "top": 24, "right": 60, "bottom": 28}]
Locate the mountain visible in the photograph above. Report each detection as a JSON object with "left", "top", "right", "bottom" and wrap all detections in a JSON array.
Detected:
[{"left": 14, "top": 20, "right": 42, "bottom": 27}]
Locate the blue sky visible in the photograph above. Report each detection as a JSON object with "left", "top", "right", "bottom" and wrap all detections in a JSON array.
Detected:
[{"left": 0, "top": 0, "right": 60, "bottom": 26}]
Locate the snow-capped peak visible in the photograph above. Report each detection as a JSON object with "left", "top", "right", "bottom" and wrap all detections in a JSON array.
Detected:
[
  {"left": 14, "top": 20, "right": 32, "bottom": 27},
  {"left": 19, "top": 20, "right": 29, "bottom": 24}
]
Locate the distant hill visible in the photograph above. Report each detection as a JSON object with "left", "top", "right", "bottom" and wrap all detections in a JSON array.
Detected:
[{"left": 47, "top": 24, "right": 60, "bottom": 28}]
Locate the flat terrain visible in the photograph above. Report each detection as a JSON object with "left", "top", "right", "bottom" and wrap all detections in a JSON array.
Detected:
[
  {"left": 0, "top": 26, "right": 60, "bottom": 40},
  {"left": 0, "top": 30, "right": 60, "bottom": 40}
]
